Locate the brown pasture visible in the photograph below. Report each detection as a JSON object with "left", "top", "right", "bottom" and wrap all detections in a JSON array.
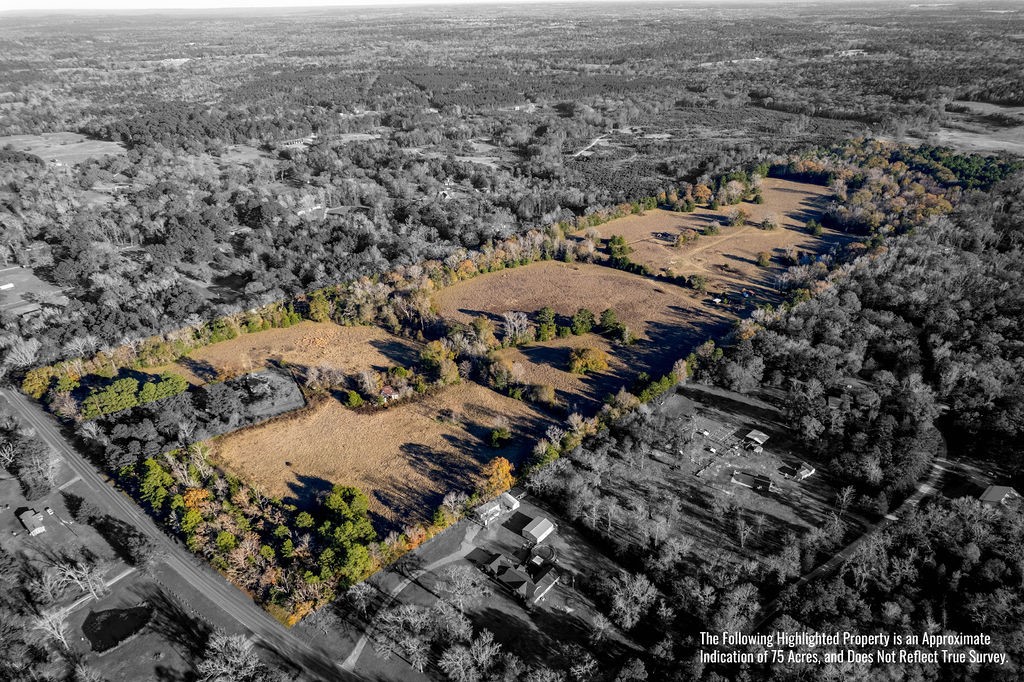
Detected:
[
  {"left": 588, "top": 178, "right": 848, "bottom": 295},
  {"left": 495, "top": 335, "right": 630, "bottom": 413},
  {"left": 179, "top": 321, "right": 420, "bottom": 381},
  {"left": 211, "top": 382, "right": 548, "bottom": 526},
  {"left": 433, "top": 261, "right": 737, "bottom": 392}
]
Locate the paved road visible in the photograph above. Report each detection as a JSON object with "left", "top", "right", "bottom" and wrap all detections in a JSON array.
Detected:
[
  {"left": 1, "top": 389, "right": 357, "bottom": 682},
  {"left": 749, "top": 437, "right": 951, "bottom": 632}
]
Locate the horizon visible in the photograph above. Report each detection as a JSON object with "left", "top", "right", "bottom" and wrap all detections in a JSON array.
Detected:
[{"left": 0, "top": 0, "right": 937, "bottom": 15}]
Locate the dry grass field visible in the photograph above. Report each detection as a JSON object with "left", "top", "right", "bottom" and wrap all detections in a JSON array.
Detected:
[
  {"left": 0, "top": 132, "right": 125, "bottom": 164},
  {"left": 434, "top": 260, "right": 736, "bottom": 377},
  {"left": 495, "top": 335, "right": 629, "bottom": 413},
  {"left": 211, "top": 382, "right": 547, "bottom": 526},
  {"left": 587, "top": 179, "right": 847, "bottom": 295},
  {"left": 179, "top": 321, "right": 420, "bottom": 381}
]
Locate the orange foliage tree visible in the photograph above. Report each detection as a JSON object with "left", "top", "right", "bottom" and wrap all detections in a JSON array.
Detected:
[{"left": 482, "top": 457, "right": 514, "bottom": 497}]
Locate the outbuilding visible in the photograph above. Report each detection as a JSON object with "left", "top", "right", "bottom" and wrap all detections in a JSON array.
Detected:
[
  {"left": 795, "top": 462, "right": 816, "bottom": 481},
  {"left": 744, "top": 430, "right": 769, "bottom": 447},
  {"left": 522, "top": 516, "right": 555, "bottom": 545},
  {"left": 979, "top": 486, "right": 1021, "bottom": 508},
  {"left": 474, "top": 500, "right": 502, "bottom": 526},
  {"left": 499, "top": 492, "right": 520, "bottom": 512}
]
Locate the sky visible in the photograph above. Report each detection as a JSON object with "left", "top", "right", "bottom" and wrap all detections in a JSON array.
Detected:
[{"left": 2, "top": 0, "right": 661, "bottom": 11}]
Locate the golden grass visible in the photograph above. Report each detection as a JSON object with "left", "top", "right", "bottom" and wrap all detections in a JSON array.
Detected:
[
  {"left": 211, "top": 382, "right": 546, "bottom": 525},
  {"left": 433, "top": 261, "right": 725, "bottom": 341},
  {"left": 587, "top": 178, "right": 848, "bottom": 295},
  {"left": 182, "top": 322, "right": 420, "bottom": 380},
  {"left": 495, "top": 335, "right": 629, "bottom": 412}
]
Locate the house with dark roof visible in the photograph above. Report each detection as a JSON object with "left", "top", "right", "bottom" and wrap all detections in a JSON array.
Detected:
[
  {"left": 495, "top": 562, "right": 559, "bottom": 604},
  {"left": 18, "top": 509, "right": 45, "bottom": 536},
  {"left": 795, "top": 462, "right": 816, "bottom": 481},
  {"left": 979, "top": 486, "right": 1021, "bottom": 509},
  {"left": 731, "top": 470, "right": 774, "bottom": 492}
]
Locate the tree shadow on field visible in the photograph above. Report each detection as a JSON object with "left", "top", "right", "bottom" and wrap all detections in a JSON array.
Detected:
[
  {"left": 284, "top": 473, "right": 335, "bottom": 509},
  {"left": 368, "top": 338, "right": 420, "bottom": 369},
  {"left": 177, "top": 357, "right": 220, "bottom": 383},
  {"left": 468, "top": 605, "right": 553, "bottom": 666},
  {"left": 134, "top": 584, "right": 212, "bottom": 663}
]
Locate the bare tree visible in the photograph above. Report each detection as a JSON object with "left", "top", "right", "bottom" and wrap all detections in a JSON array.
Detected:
[
  {"left": 589, "top": 612, "right": 613, "bottom": 644},
  {"left": 6, "top": 337, "right": 41, "bottom": 368},
  {"left": 32, "top": 606, "right": 71, "bottom": 649},
  {"left": 440, "top": 565, "right": 490, "bottom": 613},
  {"left": 196, "top": 631, "right": 266, "bottom": 682},
  {"left": 836, "top": 485, "right": 855, "bottom": 516},
  {"left": 501, "top": 311, "right": 532, "bottom": 345},
  {"left": 0, "top": 441, "right": 15, "bottom": 471},
  {"left": 442, "top": 490, "right": 469, "bottom": 517},
  {"left": 346, "top": 581, "right": 375, "bottom": 617}
]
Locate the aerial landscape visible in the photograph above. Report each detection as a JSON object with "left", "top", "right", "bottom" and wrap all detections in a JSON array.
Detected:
[{"left": 0, "top": 0, "right": 1022, "bottom": 680}]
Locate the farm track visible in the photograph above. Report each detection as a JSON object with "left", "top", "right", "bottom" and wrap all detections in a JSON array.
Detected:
[{"left": 0, "top": 388, "right": 359, "bottom": 682}]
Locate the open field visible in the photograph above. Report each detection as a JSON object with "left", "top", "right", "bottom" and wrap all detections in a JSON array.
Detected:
[
  {"left": 434, "top": 260, "right": 736, "bottom": 376},
  {"left": 0, "top": 132, "right": 125, "bottom": 164},
  {"left": 587, "top": 179, "right": 847, "bottom": 295},
  {"left": 211, "top": 382, "right": 548, "bottom": 526},
  {"left": 161, "top": 321, "right": 421, "bottom": 383},
  {"left": 0, "top": 265, "right": 69, "bottom": 316}
]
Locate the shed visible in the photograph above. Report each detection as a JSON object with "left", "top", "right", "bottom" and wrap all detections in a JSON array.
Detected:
[
  {"left": 474, "top": 500, "right": 502, "bottom": 526},
  {"left": 18, "top": 509, "right": 45, "bottom": 536},
  {"left": 499, "top": 492, "right": 520, "bottom": 512},
  {"left": 380, "top": 386, "right": 400, "bottom": 403},
  {"left": 744, "top": 430, "right": 769, "bottom": 446},
  {"left": 979, "top": 486, "right": 1021, "bottom": 508},
  {"left": 522, "top": 516, "right": 555, "bottom": 545},
  {"left": 731, "top": 471, "right": 773, "bottom": 493}
]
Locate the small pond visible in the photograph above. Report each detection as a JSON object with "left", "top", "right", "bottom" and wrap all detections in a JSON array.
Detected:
[{"left": 82, "top": 604, "right": 153, "bottom": 652}]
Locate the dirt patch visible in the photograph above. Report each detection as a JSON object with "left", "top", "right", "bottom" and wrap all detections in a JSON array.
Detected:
[
  {"left": 180, "top": 322, "right": 421, "bottom": 381},
  {"left": 211, "top": 382, "right": 547, "bottom": 528}
]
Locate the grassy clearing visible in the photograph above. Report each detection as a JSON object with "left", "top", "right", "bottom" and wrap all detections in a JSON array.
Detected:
[
  {"left": 494, "top": 335, "right": 629, "bottom": 413},
  {"left": 587, "top": 179, "right": 846, "bottom": 295},
  {"left": 0, "top": 132, "right": 125, "bottom": 164},
  {"left": 0, "top": 265, "right": 70, "bottom": 315},
  {"left": 434, "top": 261, "right": 726, "bottom": 342},
  {"left": 157, "top": 321, "right": 421, "bottom": 383},
  {"left": 211, "top": 382, "right": 548, "bottom": 527},
  {"left": 434, "top": 260, "right": 736, "bottom": 388}
]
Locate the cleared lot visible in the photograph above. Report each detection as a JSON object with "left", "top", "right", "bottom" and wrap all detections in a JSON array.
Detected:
[
  {"left": 179, "top": 321, "right": 420, "bottom": 381},
  {"left": 0, "top": 132, "right": 125, "bottom": 164},
  {"left": 434, "top": 260, "right": 736, "bottom": 383},
  {"left": 212, "top": 382, "right": 548, "bottom": 526}
]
